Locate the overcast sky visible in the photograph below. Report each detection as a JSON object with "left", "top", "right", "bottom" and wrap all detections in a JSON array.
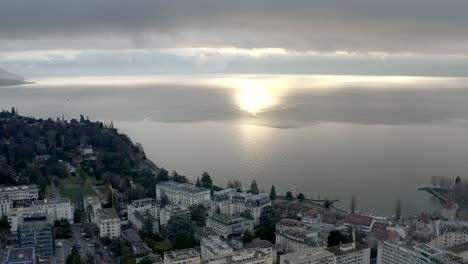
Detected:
[{"left": 2, "top": 0, "right": 468, "bottom": 78}]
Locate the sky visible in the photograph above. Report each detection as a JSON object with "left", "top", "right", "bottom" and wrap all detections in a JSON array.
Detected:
[{"left": 2, "top": 0, "right": 468, "bottom": 78}]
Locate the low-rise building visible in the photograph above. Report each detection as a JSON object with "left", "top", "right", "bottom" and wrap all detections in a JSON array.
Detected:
[
  {"left": 280, "top": 248, "right": 336, "bottom": 264},
  {"left": 128, "top": 198, "right": 160, "bottom": 225},
  {"left": 211, "top": 189, "right": 271, "bottom": 223},
  {"left": 17, "top": 213, "right": 55, "bottom": 258},
  {"left": 446, "top": 242, "right": 468, "bottom": 263},
  {"left": 326, "top": 242, "right": 370, "bottom": 264},
  {"left": 83, "top": 195, "right": 101, "bottom": 223},
  {"left": 245, "top": 239, "right": 277, "bottom": 264},
  {"left": 6, "top": 247, "right": 35, "bottom": 264},
  {"left": 156, "top": 181, "right": 210, "bottom": 209},
  {"left": 203, "top": 247, "right": 275, "bottom": 264},
  {"left": 97, "top": 208, "right": 120, "bottom": 238},
  {"left": 206, "top": 214, "right": 254, "bottom": 239},
  {"left": 201, "top": 236, "right": 234, "bottom": 260},
  {"left": 8, "top": 206, "right": 43, "bottom": 232},
  {"left": 32, "top": 198, "right": 74, "bottom": 223},
  {"left": 377, "top": 241, "right": 462, "bottom": 264},
  {"left": 159, "top": 204, "right": 190, "bottom": 227},
  {"left": 275, "top": 219, "right": 327, "bottom": 253},
  {"left": 0, "top": 185, "right": 39, "bottom": 202},
  {"left": 338, "top": 215, "right": 375, "bottom": 235},
  {"left": 132, "top": 211, "right": 159, "bottom": 234},
  {"left": 430, "top": 221, "right": 468, "bottom": 249},
  {"left": 164, "top": 248, "right": 201, "bottom": 264},
  {"left": 302, "top": 209, "right": 322, "bottom": 226}
]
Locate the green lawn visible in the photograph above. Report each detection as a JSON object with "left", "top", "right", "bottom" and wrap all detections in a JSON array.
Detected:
[{"left": 58, "top": 176, "right": 96, "bottom": 203}]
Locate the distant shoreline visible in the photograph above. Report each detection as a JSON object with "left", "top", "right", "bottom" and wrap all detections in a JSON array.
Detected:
[{"left": 0, "top": 79, "right": 35, "bottom": 87}]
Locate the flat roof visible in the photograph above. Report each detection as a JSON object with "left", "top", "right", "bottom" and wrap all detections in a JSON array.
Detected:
[
  {"left": 97, "top": 208, "right": 119, "bottom": 220},
  {"left": 7, "top": 247, "right": 35, "bottom": 261},
  {"left": 447, "top": 241, "right": 468, "bottom": 254},
  {"left": 326, "top": 242, "right": 368, "bottom": 256}
]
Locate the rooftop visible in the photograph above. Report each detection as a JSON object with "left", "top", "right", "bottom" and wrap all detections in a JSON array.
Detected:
[
  {"left": 97, "top": 208, "right": 119, "bottom": 220},
  {"left": 326, "top": 242, "right": 368, "bottom": 256},
  {"left": 0, "top": 184, "right": 38, "bottom": 192},
  {"left": 157, "top": 181, "right": 209, "bottom": 193},
  {"left": 446, "top": 241, "right": 468, "bottom": 254},
  {"left": 343, "top": 214, "right": 375, "bottom": 227},
  {"left": 33, "top": 198, "right": 71, "bottom": 205},
  {"left": 303, "top": 208, "right": 321, "bottom": 218},
  {"left": 245, "top": 239, "right": 274, "bottom": 249},
  {"left": 7, "top": 247, "right": 35, "bottom": 261},
  {"left": 130, "top": 198, "right": 158, "bottom": 207},
  {"left": 208, "top": 213, "right": 252, "bottom": 225},
  {"left": 164, "top": 248, "right": 200, "bottom": 260},
  {"left": 281, "top": 248, "right": 335, "bottom": 263}
]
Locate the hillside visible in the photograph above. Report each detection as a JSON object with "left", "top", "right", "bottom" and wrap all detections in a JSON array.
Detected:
[{"left": 0, "top": 68, "right": 31, "bottom": 87}]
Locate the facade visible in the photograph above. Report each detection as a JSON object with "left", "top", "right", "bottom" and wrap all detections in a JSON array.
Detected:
[
  {"left": 245, "top": 240, "right": 277, "bottom": 264},
  {"left": 430, "top": 221, "right": 468, "bottom": 249},
  {"left": 203, "top": 247, "right": 275, "bottom": 264},
  {"left": 17, "top": 213, "right": 55, "bottom": 258},
  {"left": 211, "top": 189, "right": 271, "bottom": 223},
  {"left": 200, "top": 236, "right": 234, "bottom": 260},
  {"left": 128, "top": 198, "right": 160, "bottom": 225},
  {"left": 164, "top": 248, "right": 201, "bottom": 264},
  {"left": 446, "top": 242, "right": 468, "bottom": 263},
  {"left": 32, "top": 198, "right": 74, "bottom": 223},
  {"left": 6, "top": 247, "right": 35, "bottom": 264},
  {"left": 280, "top": 248, "right": 336, "bottom": 264},
  {"left": 326, "top": 243, "right": 370, "bottom": 264},
  {"left": 83, "top": 194, "right": 102, "bottom": 223},
  {"left": 159, "top": 204, "right": 190, "bottom": 227},
  {"left": 156, "top": 181, "right": 210, "bottom": 209},
  {"left": 0, "top": 185, "right": 39, "bottom": 201},
  {"left": 275, "top": 219, "right": 327, "bottom": 253},
  {"left": 0, "top": 193, "right": 10, "bottom": 216},
  {"left": 377, "top": 241, "right": 462, "bottom": 264},
  {"left": 96, "top": 208, "right": 121, "bottom": 238},
  {"left": 301, "top": 209, "right": 322, "bottom": 226},
  {"left": 132, "top": 211, "right": 159, "bottom": 234},
  {"left": 8, "top": 206, "right": 43, "bottom": 232},
  {"left": 206, "top": 214, "right": 254, "bottom": 239}
]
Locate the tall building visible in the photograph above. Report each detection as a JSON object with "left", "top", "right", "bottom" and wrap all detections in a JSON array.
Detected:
[
  {"left": 127, "top": 198, "right": 160, "bottom": 225},
  {"left": 377, "top": 241, "right": 462, "bottom": 264},
  {"left": 96, "top": 208, "right": 120, "bottom": 238},
  {"left": 0, "top": 193, "right": 10, "bottom": 216},
  {"left": 326, "top": 242, "right": 370, "bottom": 264},
  {"left": 211, "top": 189, "right": 271, "bottom": 223},
  {"left": 17, "top": 213, "right": 55, "bottom": 258},
  {"left": 280, "top": 248, "right": 336, "bottom": 264},
  {"left": 6, "top": 247, "right": 35, "bottom": 264},
  {"left": 164, "top": 248, "right": 201, "bottom": 264},
  {"left": 156, "top": 181, "right": 210, "bottom": 209},
  {"left": 0, "top": 185, "right": 39, "bottom": 202},
  {"left": 159, "top": 204, "right": 190, "bottom": 227},
  {"left": 206, "top": 213, "right": 254, "bottom": 239},
  {"left": 32, "top": 198, "right": 74, "bottom": 223}
]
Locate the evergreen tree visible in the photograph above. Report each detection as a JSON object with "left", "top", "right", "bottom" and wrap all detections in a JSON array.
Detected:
[
  {"left": 157, "top": 168, "right": 169, "bottom": 181},
  {"left": 195, "top": 176, "right": 202, "bottom": 187},
  {"left": 297, "top": 193, "right": 305, "bottom": 200},
  {"left": 269, "top": 185, "right": 276, "bottom": 200},
  {"left": 327, "top": 230, "right": 349, "bottom": 247},
  {"left": 66, "top": 246, "right": 81, "bottom": 264},
  {"left": 11, "top": 107, "right": 15, "bottom": 115},
  {"left": 250, "top": 179, "right": 259, "bottom": 194},
  {"left": 201, "top": 172, "right": 213, "bottom": 187},
  {"left": 286, "top": 191, "right": 293, "bottom": 200},
  {"left": 255, "top": 206, "right": 278, "bottom": 243}
]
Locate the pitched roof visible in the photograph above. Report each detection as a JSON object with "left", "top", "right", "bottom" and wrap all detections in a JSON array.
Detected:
[{"left": 343, "top": 214, "right": 374, "bottom": 227}]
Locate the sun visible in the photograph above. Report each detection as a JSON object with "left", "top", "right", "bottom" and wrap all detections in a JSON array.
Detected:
[{"left": 237, "top": 85, "right": 274, "bottom": 115}]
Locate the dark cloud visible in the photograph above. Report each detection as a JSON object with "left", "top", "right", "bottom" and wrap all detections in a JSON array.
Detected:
[{"left": 1, "top": 0, "right": 468, "bottom": 53}]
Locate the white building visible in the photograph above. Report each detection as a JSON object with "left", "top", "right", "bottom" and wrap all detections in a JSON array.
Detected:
[
  {"left": 326, "top": 243, "right": 370, "bottom": 264},
  {"left": 245, "top": 240, "right": 278, "bottom": 264},
  {"left": 201, "top": 236, "right": 234, "bottom": 260},
  {"left": 430, "top": 221, "right": 468, "bottom": 249},
  {"left": 301, "top": 209, "right": 322, "bottom": 226},
  {"left": 96, "top": 208, "right": 121, "bottom": 238},
  {"left": 280, "top": 248, "right": 336, "bottom": 264},
  {"left": 211, "top": 189, "right": 271, "bottom": 223},
  {"left": 275, "top": 219, "right": 327, "bottom": 253},
  {"left": 0, "top": 185, "right": 38, "bottom": 201},
  {"left": 159, "top": 204, "right": 190, "bottom": 227},
  {"left": 8, "top": 206, "right": 43, "bottom": 232},
  {"left": 32, "top": 198, "right": 74, "bottom": 223},
  {"left": 206, "top": 214, "right": 254, "bottom": 239},
  {"left": 377, "top": 241, "right": 462, "bottom": 264},
  {"left": 128, "top": 198, "right": 160, "bottom": 225},
  {"left": 338, "top": 215, "right": 375, "bottom": 235},
  {"left": 83, "top": 195, "right": 102, "bottom": 223},
  {"left": 203, "top": 247, "right": 275, "bottom": 264},
  {"left": 164, "top": 248, "right": 201, "bottom": 264},
  {"left": 0, "top": 194, "right": 10, "bottom": 217},
  {"left": 156, "top": 181, "right": 210, "bottom": 209}
]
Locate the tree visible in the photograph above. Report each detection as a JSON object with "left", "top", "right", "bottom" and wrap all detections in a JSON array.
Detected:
[
  {"left": 195, "top": 177, "right": 202, "bottom": 187},
  {"left": 54, "top": 219, "right": 73, "bottom": 239},
  {"left": 167, "top": 215, "right": 194, "bottom": 250},
  {"left": 201, "top": 172, "right": 213, "bottom": 188},
  {"left": 327, "top": 230, "right": 349, "bottom": 247},
  {"left": 11, "top": 107, "right": 16, "bottom": 116},
  {"left": 73, "top": 208, "right": 82, "bottom": 223},
  {"left": 189, "top": 204, "right": 207, "bottom": 227},
  {"left": 227, "top": 180, "right": 243, "bottom": 191},
  {"left": 139, "top": 258, "right": 154, "bottom": 264},
  {"left": 250, "top": 180, "right": 259, "bottom": 194},
  {"left": 160, "top": 192, "right": 170, "bottom": 207},
  {"left": 395, "top": 199, "right": 402, "bottom": 221},
  {"left": 0, "top": 215, "right": 11, "bottom": 240},
  {"left": 269, "top": 185, "right": 276, "bottom": 200},
  {"left": 350, "top": 195, "right": 356, "bottom": 214},
  {"left": 66, "top": 246, "right": 81, "bottom": 264},
  {"left": 286, "top": 191, "right": 293, "bottom": 200},
  {"left": 255, "top": 205, "right": 278, "bottom": 243},
  {"left": 297, "top": 193, "right": 305, "bottom": 200},
  {"left": 157, "top": 168, "right": 169, "bottom": 181},
  {"left": 243, "top": 230, "right": 254, "bottom": 243}
]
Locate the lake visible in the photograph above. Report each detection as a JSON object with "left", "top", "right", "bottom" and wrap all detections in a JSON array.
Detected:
[{"left": 2, "top": 74, "right": 468, "bottom": 216}]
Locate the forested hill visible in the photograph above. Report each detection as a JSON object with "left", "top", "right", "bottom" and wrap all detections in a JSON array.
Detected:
[{"left": 0, "top": 108, "right": 160, "bottom": 200}]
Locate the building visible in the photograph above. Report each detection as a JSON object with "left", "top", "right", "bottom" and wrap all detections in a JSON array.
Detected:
[
  {"left": 159, "top": 204, "right": 190, "bottom": 227},
  {"left": 326, "top": 242, "right": 370, "bottom": 264},
  {"left": 0, "top": 193, "right": 10, "bottom": 216},
  {"left": 206, "top": 214, "right": 254, "bottom": 239},
  {"left": 430, "top": 221, "right": 468, "bottom": 249},
  {"left": 156, "top": 181, "right": 210, "bottom": 209},
  {"left": 338, "top": 215, "right": 375, "bottom": 235},
  {"left": 6, "top": 247, "right": 35, "bottom": 264},
  {"left": 441, "top": 200, "right": 458, "bottom": 221},
  {"left": 83, "top": 194, "right": 101, "bottom": 223},
  {"left": 0, "top": 185, "right": 39, "bottom": 202},
  {"left": 96, "top": 208, "right": 121, "bottom": 238},
  {"left": 275, "top": 219, "right": 327, "bottom": 253},
  {"left": 164, "top": 248, "right": 201, "bottom": 264},
  {"left": 17, "top": 213, "right": 55, "bottom": 258},
  {"left": 245, "top": 239, "right": 277, "bottom": 264},
  {"left": 128, "top": 198, "right": 160, "bottom": 225},
  {"left": 132, "top": 211, "right": 159, "bottom": 234},
  {"left": 301, "top": 209, "right": 322, "bottom": 226},
  {"left": 211, "top": 189, "right": 271, "bottom": 223},
  {"left": 446, "top": 242, "right": 468, "bottom": 263},
  {"left": 377, "top": 241, "right": 462, "bottom": 264},
  {"left": 279, "top": 248, "right": 336, "bottom": 264},
  {"left": 8, "top": 206, "right": 43, "bottom": 232},
  {"left": 200, "top": 236, "right": 234, "bottom": 260},
  {"left": 32, "top": 198, "right": 74, "bottom": 223},
  {"left": 203, "top": 247, "right": 275, "bottom": 264}
]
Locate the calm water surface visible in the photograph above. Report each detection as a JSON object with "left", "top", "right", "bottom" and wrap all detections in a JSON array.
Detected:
[{"left": 2, "top": 74, "right": 468, "bottom": 216}]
